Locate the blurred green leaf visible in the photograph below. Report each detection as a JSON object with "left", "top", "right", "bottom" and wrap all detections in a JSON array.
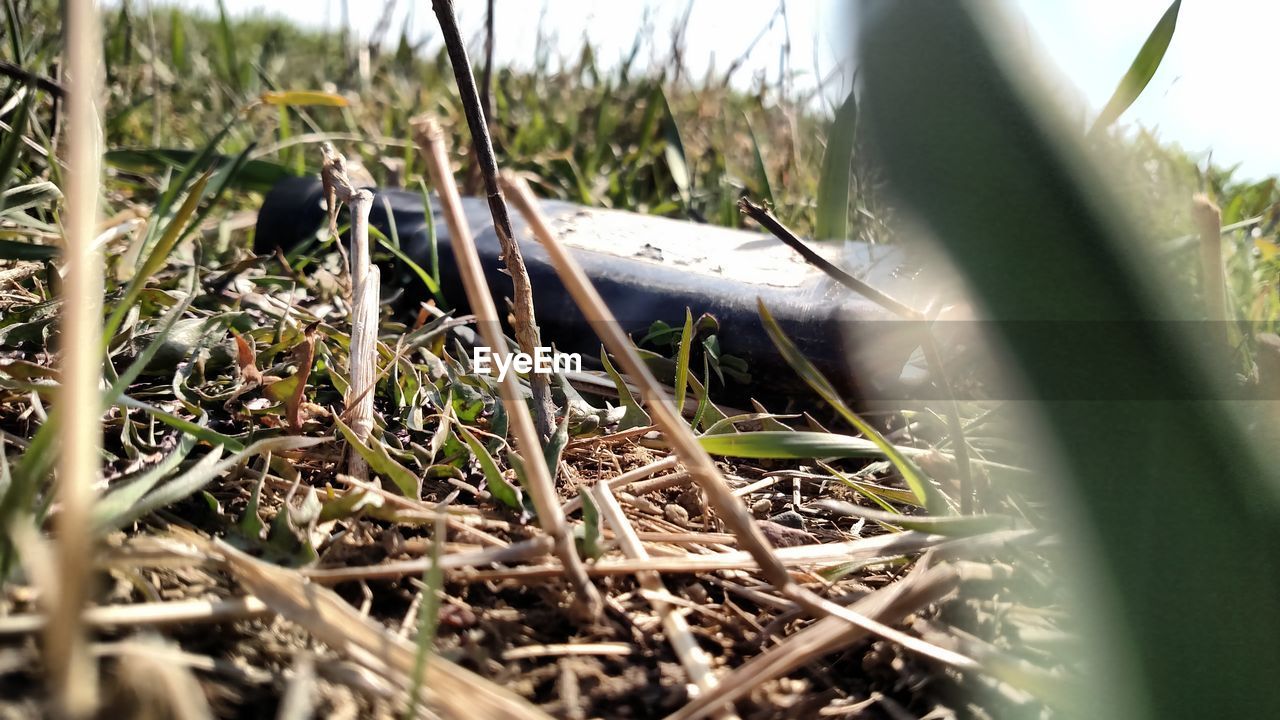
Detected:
[
  {"left": 860, "top": 1, "right": 1280, "bottom": 716},
  {"left": 699, "top": 430, "right": 907, "bottom": 461},
  {"left": 673, "top": 308, "right": 694, "bottom": 415},
  {"left": 815, "top": 89, "right": 858, "bottom": 241},
  {"left": 260, "top": 90, "right": 349, "bottom": 107},
  {"left": 105, "top": 149, "right": 294, "bottom": 194},
  {"left": 815, "top": 499, "right": 1018, "bottom": 537}
]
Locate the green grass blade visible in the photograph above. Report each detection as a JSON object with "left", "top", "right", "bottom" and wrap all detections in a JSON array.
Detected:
[
  {"left": 335, "top": 417, "right": 421, "bottom": 497},
  {"left": 0, "top": 87, "right": 36, "bottom": 213},
  {"left": 758, "top": 299, "right": 948, "bottom": 514},
  {"left": 92, "top": 434, "right": 197, "bottom": 532},
  {"left": 101, "top": 170, "right": 211, "bottom": 351},
  {"left": 1090, "top": 0, "right": 1181, "bottom": 133},
  {"left": 744, "top": 113, "right": 774, "bottom": 206},
  {"left": 673, "top": 308, "right": 693, "bottom": 415},
  {"left": 815, "top": 89, "right": 858, "bottom": 241},
  {"left": 403, "top": 510, "right": 445, "bottom": 719},
  {"left": 105, "top": 435, "right": 326, "bottom": 531},
  {"left": 698, "top": 430, "right": 888, "bottom": 460},
  {"left": 599, "top": 348, "right": 651, "bottom": 430},
  {"left": 815, "top": 499, "right": 1018, "bottom": 537},
  {"left": 458, "top": 425, "right": 520, "bottom": 511},
  {"left": 370, "top": 225, "right": 442, "bottom": 296}
]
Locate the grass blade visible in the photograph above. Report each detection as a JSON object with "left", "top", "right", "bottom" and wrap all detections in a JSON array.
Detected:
[
  {"left": 673, "top": 308, "right": 693, "bottom": 415},
  {"left": 815, "top": 89, "right": 858, "bottom": 241},
  {"left": 758, "top": 299, "right": 948, "bottom": 514},
  {"left": 1090, "top": 0, "right": 1182, "bottom": 133}
]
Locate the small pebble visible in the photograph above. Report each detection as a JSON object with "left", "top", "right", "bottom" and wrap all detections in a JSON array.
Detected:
[
  {"left": 664, "top": 503, "right": 690, "bottom": 527},
  {"left": 769, "top": 510, "right": 806, "bottom": 529},
  {"left": 750, "top": 497, "right": 772, "bottom": 518},
  {"left": 682, "top": 582, "right": 708, "bottom": 604}
]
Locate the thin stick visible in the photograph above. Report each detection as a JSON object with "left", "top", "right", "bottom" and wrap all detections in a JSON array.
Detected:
[
  {"left": 560, "top": 456, "right": 681, "bottom": 514},
  {"left": 431, "top": 0, "right": 555, "bottom": 439},
  {"left": 738, "top": 198, "right": 916, "bottom": 318},
  {"left": 51, "top": 0, "right": 104, "bottom": 714},
  {"left": 307, "top": 532, "right": 954, "bottom": 584},
  {"left": 0, "top": 596, "right": 269, "bottom": 636},
  {"left": 592, "top": 484, "right": 736, "bottom": 717},
  {"left": 414, "top": 118, "right": 601, "bottom": 619},
  {"left": 322, "top": 144, "right": 380, "bottom": 479},
  {"left": 504, "top": 174, "right": 976, "bottom": 675}
]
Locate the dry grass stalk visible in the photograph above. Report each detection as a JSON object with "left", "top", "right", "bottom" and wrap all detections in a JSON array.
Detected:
[
  {"left": 591, "top": 484, "right": 735, "bottom": 718},
  {"left": 1192, "top": 193, "right": 1228, "bottom": 348},
  {"left": 0, "top": 596, "right": 269, "bottom": 636},
  {"left": 321, "top": 143, "right": 380, "bottom": 479},
  {"left": 559, "top": 455, "right": 681, "bottom": 514},
  {"left": 501, "top": 173, "right": 976, "bottom": 673},
  {"left": 429, "top": 0, "right": 555, "bottom": 439},
  {"left": 50, "top": 0, "right": 105, "bottom": 713},
  {"left": 304, "top": 531, "right": 952, "bottom": 584},
  {"left": 412, "top": 116, "right": 602, "bottom": 618},
  {"left": 208, "top": 538, "right": 552, "bottom": 720}
]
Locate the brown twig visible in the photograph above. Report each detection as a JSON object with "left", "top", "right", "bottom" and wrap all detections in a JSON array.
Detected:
[
  {"left": 430, "top": 0, "right": 555, "bottom": 440},
  {"left": 0, "top": 58, "right": 66, "bottom": 98},
  {"left": 414, "top": 118, "right": 602, "bottom": 619}
]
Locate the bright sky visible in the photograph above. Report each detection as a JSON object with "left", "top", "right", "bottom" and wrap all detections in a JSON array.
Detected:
[{"left": 175, "top": 0, "right": 1279, "bottom": 179}]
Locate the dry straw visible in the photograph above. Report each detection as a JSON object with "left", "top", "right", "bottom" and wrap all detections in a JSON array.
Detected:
[
  {"left": 51, "top": 0, "right": 105, "bottom": 714},
  {"left": 412, "top": 117, "right": 602, "bottom": 619}
]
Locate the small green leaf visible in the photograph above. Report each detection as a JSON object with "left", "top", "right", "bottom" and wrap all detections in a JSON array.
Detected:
[
  {"left": 698, "top": 430, "right": 895, "bottom": 460},
  {"left": 575, "top": 489, "right": 604, "bottom": 559},
  {"left": 744, "top": 112, "right": 774, "bottom": 206},
  {"left": 673, "top": 308, "right": 694, "bottom": 415},
  {"left": 543, "top": 412, "right": 570, "bottom": 481},
  {"left": 458, "top": 424, "right": 521, "bottom": 511},
  {"left": 600, "top": 348, "right": 650, "bottom": 430},
  {"left": 334, "top": 416, "right": 421, "bottom": 497}
]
